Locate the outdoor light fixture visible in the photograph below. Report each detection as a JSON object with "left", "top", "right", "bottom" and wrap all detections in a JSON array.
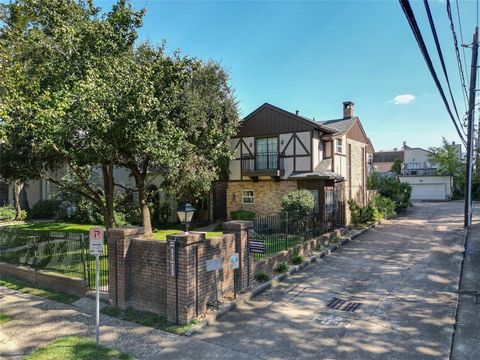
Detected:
[{"left": 176, "top": 200, "right": 196, "bottom": 234}]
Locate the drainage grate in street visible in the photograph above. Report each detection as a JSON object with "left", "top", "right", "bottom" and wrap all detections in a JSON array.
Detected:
[{"left": 326, "top": 297, "right": 362, "bottom": 313}]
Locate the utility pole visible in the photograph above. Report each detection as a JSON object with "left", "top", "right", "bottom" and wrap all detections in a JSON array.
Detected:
[{"left": 465, "top": 27, "right": 478, "bottom": 228}]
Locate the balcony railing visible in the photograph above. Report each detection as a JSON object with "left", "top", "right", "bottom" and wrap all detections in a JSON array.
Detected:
[
  {"left": 401, "top": 168, "right": 437, "bottom": 176},
  {"left": 242, "top": 152, "right": 285, "bottom": 177}
]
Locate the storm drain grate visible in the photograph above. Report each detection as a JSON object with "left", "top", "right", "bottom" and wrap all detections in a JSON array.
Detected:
[{"left": 326, "top": 297, "right": 362, "bottom": 313}]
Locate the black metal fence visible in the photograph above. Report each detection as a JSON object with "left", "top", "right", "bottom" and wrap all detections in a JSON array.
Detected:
[
  {"left": 0, "top": 229, "right": 108, "bottom": 292},
  {"left": 249, "top": 203, "right": 345, "bottom": 261}
]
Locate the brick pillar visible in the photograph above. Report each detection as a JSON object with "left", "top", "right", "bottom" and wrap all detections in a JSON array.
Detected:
[
  {"left": 166, "top": 232, "right": 205, "bottom": 324},
  {"left": 223, "top": 221, "right": 253, "bottom": 292},
  {"left": 108, "top": 227, "right": 145, "bottom": 309}
]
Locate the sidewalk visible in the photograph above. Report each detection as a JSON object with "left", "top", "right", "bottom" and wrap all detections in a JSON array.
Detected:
[
  {"left": 451, "top": 222, "right": 480, "bottom": 360},
  {"left": 0, "top": 287, "right": 252, "bottom": 360}
]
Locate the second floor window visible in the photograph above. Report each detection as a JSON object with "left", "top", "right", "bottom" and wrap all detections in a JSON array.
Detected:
[
  {"left": 256, "top": 137, "right": 278, "bottom": 170},
  {"left": 336, "top": 139, "right": 343, "bottom": 153}
]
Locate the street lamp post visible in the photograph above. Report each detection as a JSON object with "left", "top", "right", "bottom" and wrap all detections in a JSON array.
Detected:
[{"left": 176, "top": 200, "right": 196, "bottom": 234}]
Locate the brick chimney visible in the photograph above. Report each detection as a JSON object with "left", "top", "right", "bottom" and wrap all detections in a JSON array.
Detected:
[{"left": 343, "top": 101, "right": 354, "bottom": 118}]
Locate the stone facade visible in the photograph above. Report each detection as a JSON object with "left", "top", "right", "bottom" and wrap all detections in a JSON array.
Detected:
[
  {"left": 227, "top": 180, "right": 298, "bottom": 218},
  {"left": 347, "top": 138, "right": 367, "bottom": 206}
]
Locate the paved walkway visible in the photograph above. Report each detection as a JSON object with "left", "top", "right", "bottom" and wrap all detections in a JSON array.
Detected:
[
  {"left": 193, "top": 202, "right": 468, "bottom": 359},
  {"left": 0, "top": 287, "right": 247, "bottom": 359},
  {"left": 0, "top": 202, "right": 470, "bottom": 359}
]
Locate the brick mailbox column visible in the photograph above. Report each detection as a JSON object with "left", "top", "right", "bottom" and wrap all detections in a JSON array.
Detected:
[
  {"left": 166, "top": 232, "right": 205, "bottom": 324},
  {"left": 108, "top": 227, "right": 145, "bottom": 309},
  {"left": 223, "top": 221, "right": 253, "bottom": 292}
]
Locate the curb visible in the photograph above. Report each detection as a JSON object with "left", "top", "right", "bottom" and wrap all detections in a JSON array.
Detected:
[{"left": 185, "top": 222, "right": 379, "bottom": 337}]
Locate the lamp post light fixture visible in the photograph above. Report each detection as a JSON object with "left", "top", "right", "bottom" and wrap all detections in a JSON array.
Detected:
[{"left": 176, "top": 200, "right": 196, "bottom": 234}]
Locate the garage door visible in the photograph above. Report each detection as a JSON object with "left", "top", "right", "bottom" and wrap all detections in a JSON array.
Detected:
[{"left": 411, "top": 183, "right": 446, "bottom": 200}]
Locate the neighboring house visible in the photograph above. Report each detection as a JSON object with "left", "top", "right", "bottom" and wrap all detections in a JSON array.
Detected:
[
  {"left": 372, "top": 149, "right": 404, "bottom": 173},
  {"left": 373, "top": 142, "right": 454, "bottom": 201},
  {"left": 222, "top": 101, "right": 372, "bottom": 224}
]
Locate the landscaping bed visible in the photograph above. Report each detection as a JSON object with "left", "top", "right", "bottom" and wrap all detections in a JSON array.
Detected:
[
  {"left": 0, "top": 312, "right": 12, "bottom": 325},
  {"left": 101, "top": 306, "right": 198, "bottom": 335}
]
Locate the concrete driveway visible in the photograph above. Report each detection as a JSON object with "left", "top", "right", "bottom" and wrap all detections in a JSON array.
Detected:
[{"left": 193, "top": 202, "right": 467, "bottom": 359}]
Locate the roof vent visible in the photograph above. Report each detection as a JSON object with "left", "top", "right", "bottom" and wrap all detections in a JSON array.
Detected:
[{"left": 295, "top": 110, "right": 299, "bottom": 115}]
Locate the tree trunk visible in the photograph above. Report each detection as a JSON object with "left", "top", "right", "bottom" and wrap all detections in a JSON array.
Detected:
[
  {"left": 131, "top": 168, "right": 152, "bottom": 236},
  {"left": 13, "top": 180, "right": 23, "bottom": 220},
  {"left": 102, "top": 163, "right": 115, "bottom": 229}
]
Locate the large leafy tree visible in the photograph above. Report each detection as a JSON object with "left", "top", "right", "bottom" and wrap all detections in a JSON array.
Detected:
[
  {"left": 0, "top": 0, "right": 145, "bottom": 227},
  {"left": 1, "top": 1, "right": 239, "bottom": 233},
  {"left": 428, "top": 137, "right": 465, "bottom": 193}
]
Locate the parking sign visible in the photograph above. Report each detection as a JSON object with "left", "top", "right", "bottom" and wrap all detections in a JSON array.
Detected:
[{"left": 89, "top": 228, "right": 104, "bottom": 255}]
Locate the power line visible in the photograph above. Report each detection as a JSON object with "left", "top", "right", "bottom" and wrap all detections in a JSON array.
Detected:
[
  {"left": 399, "top": 0, "right": 467, "bottom": 146},
  {"left": 424, "top": 0, "right": 463, "bottom": 124},
  {"left": 455, "top": 0, "right": 470, "bottom": 85},
  {"left": 447, "top": 0, "right": 469, "bottom": 111}
]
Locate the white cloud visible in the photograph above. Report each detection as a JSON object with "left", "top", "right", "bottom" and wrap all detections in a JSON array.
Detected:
[{"left": 391, "top": 94, "right": 415, "bottom": 105}]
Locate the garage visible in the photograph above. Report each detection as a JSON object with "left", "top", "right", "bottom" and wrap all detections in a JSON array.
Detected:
[
  {"left": 399, "top": 175, "right": 452, "bottom": 201},
  {"left": 411, "top": 183, "right": 446, "bottom": 200}
]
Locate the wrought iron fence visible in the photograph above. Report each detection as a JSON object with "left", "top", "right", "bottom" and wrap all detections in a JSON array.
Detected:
[
  {"left": 0, "top": 229, "right": 108, "bottom": 292},
  {"left": 249, "top": 203, "right": 345, "bottom": 261}
]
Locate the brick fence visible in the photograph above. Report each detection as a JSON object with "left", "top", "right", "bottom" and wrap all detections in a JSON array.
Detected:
[
  {"left": 0, "top": 261, "right": 87, "bottom": 297},
  {"left": 108, "top": 221, "right": 344, "bottom": 324}
]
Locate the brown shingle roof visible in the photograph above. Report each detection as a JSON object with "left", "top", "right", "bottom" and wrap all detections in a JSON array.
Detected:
[{"left": 373, "top": 151, "right": 404, "bottom": 163}]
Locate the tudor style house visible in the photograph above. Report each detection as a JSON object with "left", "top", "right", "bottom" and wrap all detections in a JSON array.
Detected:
[{"left": 224, "top": 101, "right": 372, "bottom": 225}]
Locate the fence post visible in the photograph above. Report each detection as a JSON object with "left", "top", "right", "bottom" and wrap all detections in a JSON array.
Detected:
[
  {"left": 81, "top": 234, "right": 87, "bottom": 283},
  {"left": 285, "top": 211, "right": 288, "bottom": 250},
  {"left": 33, "top": 235, "right": 38, "bottom": 271}
]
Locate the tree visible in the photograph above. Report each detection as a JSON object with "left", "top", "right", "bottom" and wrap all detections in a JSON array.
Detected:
[
  {"left": 110, "top": 47, "right": 239, "bottom": 234},
  {"left": 281, "top": 190, "right": 315, "bottom": 215},
  {"left": 390, "top": 158, "right": 402, "bottom": 175},
  {"left": 0, "top": 0, "right": 145, "bottom": 228},
  {"left": 428, "top": 137, "right": 464, "bottom": 194}
]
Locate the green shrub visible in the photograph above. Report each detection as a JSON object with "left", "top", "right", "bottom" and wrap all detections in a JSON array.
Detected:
[
  {"left": 58, "top": 195, "right": 103, "bottom": 225},
  {"left": 274, "top": 261, "right": 289, "bottom": 274},
  {"left": 290, "top": 254, "right": 304, "bottom": 265},
  {"left": 254, "top": 271, "right": 270, "bottom": 283},
  {"left": 230, "top": 210, "right": 256, "bottom": 221},
  {"left": 281, "top": 190, "right": 315, "bottom": 215},
  {"left": 368, "top": 174, "right": 412, "bottom": 212},
  {"left": 28, "top": 199, "right": 60, "bottom": 220},
  {"left": 114, "top": 191, "right": 142, "bottom": 225},
  {"left": 0, "top": 206, "right": 16, "bottom": 221},
  {"left": 348, "top": 200, "right": 381, "bottom": 226},
  {"left": 374, "top": 194, "right": 396, "bottom": 219}
]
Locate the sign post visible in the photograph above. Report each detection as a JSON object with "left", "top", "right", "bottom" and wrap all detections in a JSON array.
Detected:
[{"left": 89, "top": 227, "right": 104, "bottom": 346}]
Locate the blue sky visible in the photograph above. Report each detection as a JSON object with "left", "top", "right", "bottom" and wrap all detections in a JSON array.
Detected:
[{"left": 108, "top": 1, "right": 477, "bottom": 150}]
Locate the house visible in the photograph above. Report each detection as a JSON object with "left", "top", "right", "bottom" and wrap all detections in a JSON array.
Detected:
[
  {"left": 373, "top": 142, "right": 454, "bottom": 201},
  {"left": 222, "top": 101, "right": 372, "bottom": 224}
]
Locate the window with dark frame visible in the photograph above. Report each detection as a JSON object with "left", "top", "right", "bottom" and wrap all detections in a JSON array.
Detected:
[{"left": 255, "top": 137, "right": 278, "bottom": 170}]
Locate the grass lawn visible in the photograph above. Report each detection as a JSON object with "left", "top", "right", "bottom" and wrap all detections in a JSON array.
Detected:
[
  {"left": 24, "top": 336, "right": 131, "bottom": 360},
  {"left": 5, "top": 222, "right": 223, "bottom": 239},
  {"left": 101, "top": 306, "right": 198, "bottom": 335},
  {"left": 0, "top": 312, "right": 12, "bottom": 325},
  {"left": 0, "top": 277, "right": 79, "bottom": 304},
  {"left": 152, "top": 229, "right": 223, "bottom": 241},
  {"left": 4, "top": 222, "right": 99, "bottom": 233}
]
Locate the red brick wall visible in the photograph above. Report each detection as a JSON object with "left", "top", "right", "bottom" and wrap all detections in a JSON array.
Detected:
[{"left": 0, "top": 262, "right": 86, "bottom": 297}]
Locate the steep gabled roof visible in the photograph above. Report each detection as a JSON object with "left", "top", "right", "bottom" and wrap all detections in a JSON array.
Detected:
[
  {"left": 319, "top": 117, "right": 357, "bottom": 133},
  {"left": 237, "top": 103, "right": 336, "bottom": 137}
]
